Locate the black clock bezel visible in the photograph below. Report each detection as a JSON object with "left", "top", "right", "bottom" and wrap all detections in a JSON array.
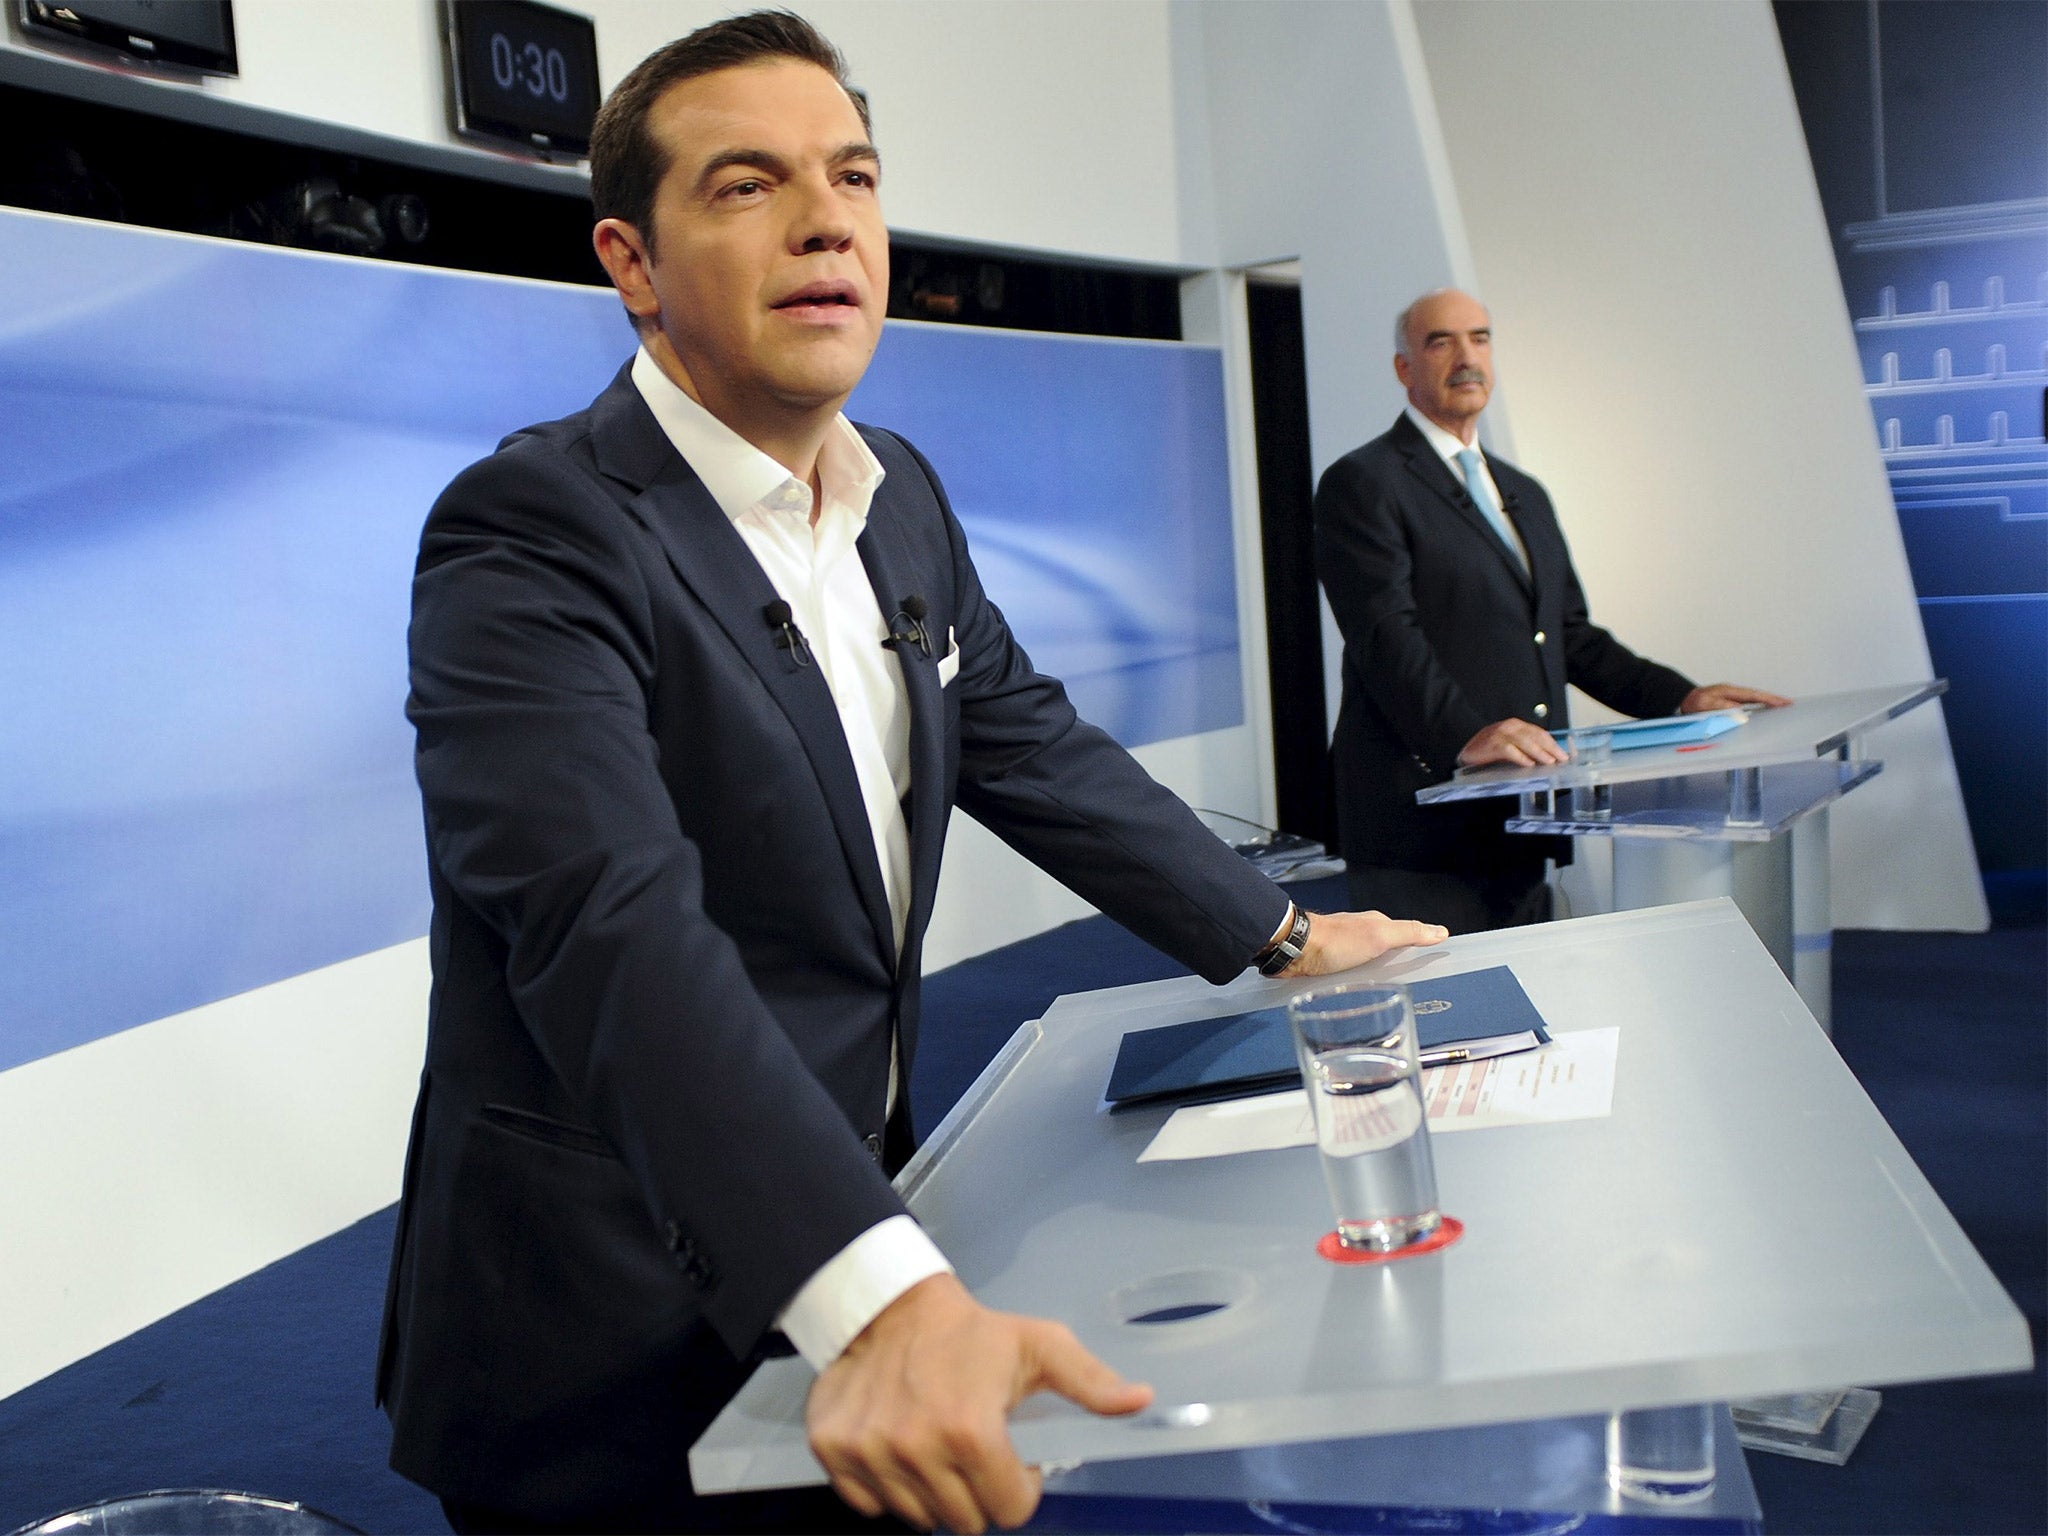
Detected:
[
  {"left": 15, "top": 0, "right": 240, "bottom": 77},
  {"left": 443, "top": 0, "right": 600, "bottom": 162}
]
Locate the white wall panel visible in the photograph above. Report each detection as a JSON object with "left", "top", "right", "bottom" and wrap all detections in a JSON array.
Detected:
[{"left": 203, "top": 0, "right": 449, "bottom": 145}]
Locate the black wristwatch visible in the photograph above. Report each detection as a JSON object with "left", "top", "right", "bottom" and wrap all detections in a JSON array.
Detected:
[{"left": 1255, "top": 903, "right": 1312, "bottom": 977}]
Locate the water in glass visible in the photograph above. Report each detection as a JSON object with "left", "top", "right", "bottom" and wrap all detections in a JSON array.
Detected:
[{"left": 1303, "top": 1043, "right": 1441, "bottom": 1250}]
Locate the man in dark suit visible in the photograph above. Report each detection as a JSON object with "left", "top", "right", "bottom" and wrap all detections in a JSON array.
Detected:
[
  {"left": 377, "top": 15, "right": 1445, "bottom": 1534},
  {"left": 1313, "top": 289, "right": 1786, "bottom": 933}
]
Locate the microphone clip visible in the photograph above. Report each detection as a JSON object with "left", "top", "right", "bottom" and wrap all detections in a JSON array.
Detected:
[
  {"left": 886, "top": 594, "right": 934, "bottom": 659},
  {"left": 763, "top": 600, "right": 813, "bottom": 668}
]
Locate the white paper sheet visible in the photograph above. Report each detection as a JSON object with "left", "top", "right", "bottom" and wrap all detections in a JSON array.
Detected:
[{"left": 1136, "top": 1027, "right": 1620, "bottom": 1163}]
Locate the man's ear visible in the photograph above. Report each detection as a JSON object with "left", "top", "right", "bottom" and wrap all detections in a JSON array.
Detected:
[
  {"left": 1393, "top": 352, "right": 1413, "bottom": 390},
  {"left": 593, "top": 218, "right": 661, "bottom": 327}
]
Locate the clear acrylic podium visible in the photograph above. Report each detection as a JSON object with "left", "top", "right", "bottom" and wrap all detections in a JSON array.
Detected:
[
  {"left": 691, "top": 900, "right": 2030, "bottom": 1523},
  {"left": 1415, "top": 682, "right": 1946, "bottom": 1030}
]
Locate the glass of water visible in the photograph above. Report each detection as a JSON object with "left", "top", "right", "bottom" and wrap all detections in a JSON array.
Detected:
[{"left": 1288, "top": 982, "right": 1442, "bottom": 1251}]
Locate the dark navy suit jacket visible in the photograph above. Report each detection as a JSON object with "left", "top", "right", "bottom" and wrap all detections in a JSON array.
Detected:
[
  {"left": 1314, "top": 413, "right": 1694, "bottom": 879},
  {"left": 376, "top": 364, "right": 1288, "bottom": 1521}
]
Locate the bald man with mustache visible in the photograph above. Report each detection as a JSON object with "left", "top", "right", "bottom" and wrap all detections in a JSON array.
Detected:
[{"left": 1312, "top": 289, "right": 1787, "bottom": 933}]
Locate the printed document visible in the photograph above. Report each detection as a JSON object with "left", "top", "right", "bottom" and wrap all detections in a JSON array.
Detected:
[{"left": 1136, "top": 1027, "right": 1620, "bottom": 1164}]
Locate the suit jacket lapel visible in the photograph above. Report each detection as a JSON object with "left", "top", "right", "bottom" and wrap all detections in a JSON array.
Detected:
[
  {"left": 587, "top": 369, "right": 899, "bottom": 969},
  {"left": 1394, "top": 419, "right": 1534, "bottom": 599},
  {"left": 854, "top": 505, "right": 944, "bottom": 988}
]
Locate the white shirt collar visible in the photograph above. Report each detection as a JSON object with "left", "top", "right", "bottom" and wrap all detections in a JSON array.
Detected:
[
  {"left": 629, "top": 346, "right": 885, "bottom": 527},
  {"left": 1404, "top": 402, "right": 1485, "bottom": 466}
]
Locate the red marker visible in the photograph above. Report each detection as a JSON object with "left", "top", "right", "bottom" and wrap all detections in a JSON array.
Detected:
[{"left": 1676, "top": 743, "right": 1717, "bottom": 753}]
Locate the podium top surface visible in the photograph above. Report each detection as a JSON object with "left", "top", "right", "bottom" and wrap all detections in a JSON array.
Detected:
[
  {"left": 1416, "top": 680, "right": 1943, "bottom": 804},
  {"left": 691, "top": 899, "right": 2029, "bottom": 1495}
]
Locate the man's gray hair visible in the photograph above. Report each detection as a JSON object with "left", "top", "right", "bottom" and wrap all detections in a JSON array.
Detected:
[
  {"left": 1394, "top": 299, "right": 1419, "bottom": 358},
  {"left": 1394, "top": 288, "right": 1482, "bottom": 357}
]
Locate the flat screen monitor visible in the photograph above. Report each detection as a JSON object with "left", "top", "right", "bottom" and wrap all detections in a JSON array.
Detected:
[
  {"left": 16, "top": 0, "right": 238, "bottom": 75},
  {"left": 444, "top": 0, "right": 600, "bottom": 160}
]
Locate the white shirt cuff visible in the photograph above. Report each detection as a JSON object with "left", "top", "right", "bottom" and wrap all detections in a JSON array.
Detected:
[{"left": 775, "top": 1214, "right": 953, "bottom": 1371}]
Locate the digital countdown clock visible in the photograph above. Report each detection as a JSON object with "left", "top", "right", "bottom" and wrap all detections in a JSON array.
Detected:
[{"left": 445, "top": 0, "right": 600, "bottom": 159}]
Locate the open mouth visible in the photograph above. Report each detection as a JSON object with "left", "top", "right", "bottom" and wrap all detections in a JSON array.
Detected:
[{"left": 772, "top": 282, "right": 860, "bottom": 312}]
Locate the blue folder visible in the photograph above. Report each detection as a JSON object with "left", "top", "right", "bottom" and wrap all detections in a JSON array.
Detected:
[
  {"left": 1553, "top": 708, "right": 1746, "bottom": 752},
  {"left": 1104, "top": 965, "right": 1551, "bottom": 1109}
]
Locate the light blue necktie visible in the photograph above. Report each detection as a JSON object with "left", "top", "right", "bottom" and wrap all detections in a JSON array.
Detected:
[{"left": 1457, "top": 447, "right": 1526, "bottom": 574}]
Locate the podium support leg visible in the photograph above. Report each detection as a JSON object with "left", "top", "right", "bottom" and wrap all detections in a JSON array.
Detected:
[
  {"left": 1612, "top": 837, "right": 1794, "bottom": 979},
  {"left": 1790, "top": 809, "right": 1833, "bottom": 1034}
]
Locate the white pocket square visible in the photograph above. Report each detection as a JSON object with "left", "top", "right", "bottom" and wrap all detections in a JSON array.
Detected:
[{"left": 935, "top": 629, "right": 961, "bottom": 688}]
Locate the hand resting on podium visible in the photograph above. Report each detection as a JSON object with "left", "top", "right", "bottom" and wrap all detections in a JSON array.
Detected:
[
  {"left": 1459, "top": 717, "right": 1571, "bottom": 769},
  {"left": 803, "top": 914, "right": 1445, "bottom": 1532},
  {"left": 807, "top": 1271, "right": 1151, "bottom": 1533},
  {"left": 1680, "top": 682, "right": 1792, "bottom": 713},
  {"left": 1456, "top": 681, "right": 1792, "bottom": 771}
]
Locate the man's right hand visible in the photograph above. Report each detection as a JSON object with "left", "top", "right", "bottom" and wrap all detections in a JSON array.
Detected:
[
  {"left": 805, "top": 1272, "right": 1153, "bottom": 1533},
  {"left": 1457, "top": 717, "right": 1569, "bottom": 769}
]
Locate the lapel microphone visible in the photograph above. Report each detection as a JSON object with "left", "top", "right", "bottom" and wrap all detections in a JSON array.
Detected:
[
  {"left": 762, "top": 600, "right": 813, "bottom": 667},
  {"left": 885, "top": 595, "right": 934, "bottom": 658}
]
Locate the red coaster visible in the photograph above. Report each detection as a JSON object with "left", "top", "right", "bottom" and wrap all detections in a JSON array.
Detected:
[{"left": 1317, "top": 1215, "right": 1464, "bottom": 1264}]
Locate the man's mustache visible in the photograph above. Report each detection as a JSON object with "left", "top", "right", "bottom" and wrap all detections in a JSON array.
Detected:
[{"left": 1448, "top": 367, "right": 1488, "bottom": 387}]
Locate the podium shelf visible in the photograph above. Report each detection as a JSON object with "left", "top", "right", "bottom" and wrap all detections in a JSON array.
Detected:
[
  {"left": 1504, "top": 758, "right": 1883, "bottom": 842},
  {"left": 1419, "top": 681, "right": 1942, "bottom": 804}
]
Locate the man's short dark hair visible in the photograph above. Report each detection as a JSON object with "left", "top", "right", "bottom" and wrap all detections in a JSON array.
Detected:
[{"left": 590, "top": 10, "right": 870, "bottom": 248}]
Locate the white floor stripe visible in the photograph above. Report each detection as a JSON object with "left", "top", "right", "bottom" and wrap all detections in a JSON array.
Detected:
[{"left": 0, "top": 938, "right": 429, "bottom": 1402}]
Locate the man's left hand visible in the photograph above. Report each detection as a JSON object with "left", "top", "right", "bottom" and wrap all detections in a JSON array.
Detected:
[
  {"left": 1285, "top": 911, "right": 1448, "bottom": 976},
  {"left": 1680, "top": 683, "right": 1791, "bottom": 713}
]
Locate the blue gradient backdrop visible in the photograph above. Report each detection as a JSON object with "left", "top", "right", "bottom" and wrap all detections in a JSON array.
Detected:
[{"left": 0, "top": 209, "right": 1239, "bottom": 1070}]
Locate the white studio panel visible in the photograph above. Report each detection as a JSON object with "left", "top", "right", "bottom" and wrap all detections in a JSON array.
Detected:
[
  {"left": 0, "top": 940, "right": 430, "bottom": 1404},
  {"left": 92, "top": 0, "right": 452, "bottom": 147}
]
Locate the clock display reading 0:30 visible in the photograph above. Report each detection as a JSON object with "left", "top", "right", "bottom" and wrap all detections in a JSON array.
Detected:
[
  {"left": 489, "top": 32, "right": 571, "bottom": 102},
  {"left": 450, "top": 0, "right": 598, "bottom": 153}
]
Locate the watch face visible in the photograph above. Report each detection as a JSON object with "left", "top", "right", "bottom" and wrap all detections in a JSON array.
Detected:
[{"left": 449, "top": 0, "right": 599, "bottom": 154}]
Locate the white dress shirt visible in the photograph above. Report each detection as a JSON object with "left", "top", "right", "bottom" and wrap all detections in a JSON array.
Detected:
[
  {"left": 630, "top": 348, "right": 952, "bottom": 1370},
  {"left": 1404, "top": 403, "right": 1531, "bottom": 571}
]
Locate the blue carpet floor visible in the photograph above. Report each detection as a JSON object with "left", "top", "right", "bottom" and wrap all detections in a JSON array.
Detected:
[{"left": 3, "top": 881, "right": 2040, "bottom": 1535}]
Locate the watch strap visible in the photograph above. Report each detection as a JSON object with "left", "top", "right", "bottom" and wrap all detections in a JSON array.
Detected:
[{"left": 1255, "top": 903, "right": 1312, "bottom": 977}]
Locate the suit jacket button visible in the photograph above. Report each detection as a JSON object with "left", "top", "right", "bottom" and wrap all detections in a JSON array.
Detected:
[
  {"left": 1534, "top": 630, "right": 1546, "bottom": 645},
  {"left": 664, "top": 1220, "right": 685, "bottom": 1254},
  {"left": 1534, "top": 703, "right": 1549, "bottom": 719},
  {"left": 863, "top": 1133, "right": 883, "bottom": 1162}
]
